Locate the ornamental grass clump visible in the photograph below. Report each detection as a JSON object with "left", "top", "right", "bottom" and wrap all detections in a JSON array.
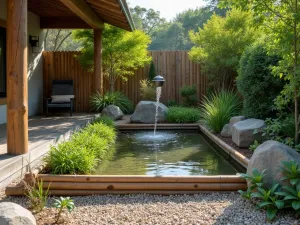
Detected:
[
  {"left": 166, "top": 107, "right": 201, "bottom": 123},
  {"left": 201, "top": 90, "right": 242, "bottom": 133},
  {"left": 90, "top": 91, "right": 133, "bottom": 114},
  {"left": 44, "top": 119, "right": 116, "bottom": 174},
  {"left": 93, "top": 116, "right": 115, "bottom": 128},
  {"left": 84, "top": 122, "right": 116, "bottom": 145},
  {"left": 45, "top": 142, "right": 97, "bottom": 174}
]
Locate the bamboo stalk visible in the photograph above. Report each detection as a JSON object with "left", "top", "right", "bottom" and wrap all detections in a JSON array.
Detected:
[
  {"left": 199, "top": 125, "right": 249, "bottom": 168},
  {"left": 41, "top": 182, "right": 246, "bottom": 191},
  {"left": 37, "top": 175, "right": 246, "bottom": 183},
  {"left": 6, "top": 188, "right": 245, "bottom": 197},
  {"left": 6, "top": 183, "right": 246, "bottom": 196}
]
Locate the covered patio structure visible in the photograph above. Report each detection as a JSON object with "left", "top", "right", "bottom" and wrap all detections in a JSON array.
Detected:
[{"left": 0, "top": 0, "right": 134, "bottom": 188}]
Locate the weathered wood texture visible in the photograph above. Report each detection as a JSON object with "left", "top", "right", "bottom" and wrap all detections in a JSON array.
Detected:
[
  {"left": 43, "top": 51, "right": 94, "bottom": 112},
  {"left": 43, "top": 51, "right": 207, "bottom": 112},
  {"left": 6, "top": 0, "right": 28, "bottom": 155},
  {"left": 28, "top": 0, "right": 131, "bottom": 30},
  {"left": 5, "top": 175, "right": 247, "bottom": 196}
]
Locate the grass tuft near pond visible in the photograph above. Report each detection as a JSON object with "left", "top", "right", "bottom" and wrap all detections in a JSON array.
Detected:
[
  {"left": 44, "top": 118, "right": 116, "bottom": 175},
  {"left": 166, "top": 106, "right": 201, "bottom": 123}
]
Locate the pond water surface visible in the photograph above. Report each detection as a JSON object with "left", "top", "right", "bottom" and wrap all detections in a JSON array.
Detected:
[{"left": 94, "top": 131, "right": 243, "bottom": 176}]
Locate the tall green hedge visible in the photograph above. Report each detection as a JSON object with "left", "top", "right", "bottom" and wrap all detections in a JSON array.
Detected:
[{"left": 237, "top": 44, "right": 283, "bottom": 119}]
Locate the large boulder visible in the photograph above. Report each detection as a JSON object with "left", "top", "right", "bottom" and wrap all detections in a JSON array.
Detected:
[
  {"left": 221, "top": 116, "right": 246, "bottom": 138},
  {"left": 0, "top": 202, "right": 36, "bottom": 225},
  {"left": 131, "top": 101, "right": 168, "bottom": 124},
  {"left": 101, "top": 105, "right": 124, "bottom": 121},
  {"left": 247, "top": 140, "right": 300, "bottom": 188},
  {"left": 232, "top": 119, "right": 265, "bottom": 148}
]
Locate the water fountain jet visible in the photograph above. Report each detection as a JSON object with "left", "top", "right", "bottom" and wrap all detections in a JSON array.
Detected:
[{"left": 152, "top": 75, "right": 165, "bottom": 136}]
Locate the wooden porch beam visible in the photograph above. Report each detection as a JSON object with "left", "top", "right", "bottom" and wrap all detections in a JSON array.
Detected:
[
  {"left": 40, "top": 17, "right": 91, "bottom": 29},
  {"left": 94, "top": 29, "right": 103, "bottom": 95},
  {"left": 7, "top": 0, "right": 28, "bottom": 155},
  {"left": 60, "top": 0, "right": 104, "bottom": 29}
]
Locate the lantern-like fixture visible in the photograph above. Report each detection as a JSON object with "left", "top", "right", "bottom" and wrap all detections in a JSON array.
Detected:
[{"left": 152, "top": 75, "right": 165, "bottom": 87}]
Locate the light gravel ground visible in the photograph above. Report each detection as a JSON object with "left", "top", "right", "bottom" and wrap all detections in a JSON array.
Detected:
[{"left": 1, "top": 192, "right": 299, "bottom": 225}]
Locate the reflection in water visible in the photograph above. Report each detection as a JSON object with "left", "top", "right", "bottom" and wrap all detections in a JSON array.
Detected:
[{"left": 94, "top": 131, "right": 240, "bottom": 176}]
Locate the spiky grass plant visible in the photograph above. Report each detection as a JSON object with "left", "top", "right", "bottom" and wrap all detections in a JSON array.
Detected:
[
  {"left": 90, "top": 91, "right": 133, "bottom": 114},
  {"left": 201, "top": 90, "right": 242, "bottom": 133}
]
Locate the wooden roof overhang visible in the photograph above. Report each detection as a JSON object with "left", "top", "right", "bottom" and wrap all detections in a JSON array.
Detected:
[{"left": 28, "top": 0, "right": 135, "bottom": 31}]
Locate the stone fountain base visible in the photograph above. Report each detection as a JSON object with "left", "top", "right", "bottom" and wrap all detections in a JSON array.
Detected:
[{"left": 130, "top": 101, "right": 168, "bottom": 124}]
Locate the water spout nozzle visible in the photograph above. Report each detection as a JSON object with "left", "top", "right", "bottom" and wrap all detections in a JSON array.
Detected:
[{"left": 152, "top": 75, "right": 165, "bottom": 87}]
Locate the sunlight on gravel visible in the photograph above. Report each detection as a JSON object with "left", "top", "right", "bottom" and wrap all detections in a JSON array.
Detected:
[{"left": 1, "top": 192, "right": 298, "bottom": 225}]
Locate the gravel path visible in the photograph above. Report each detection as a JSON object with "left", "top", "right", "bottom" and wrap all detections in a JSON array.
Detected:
[{"left": 1, "top": 192, "right": 298, "bottom": 225}]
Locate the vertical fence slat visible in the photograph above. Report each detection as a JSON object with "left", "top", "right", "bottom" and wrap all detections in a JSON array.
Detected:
[{"left": 43, "top": 51, "right": 207, "bottom": 112}]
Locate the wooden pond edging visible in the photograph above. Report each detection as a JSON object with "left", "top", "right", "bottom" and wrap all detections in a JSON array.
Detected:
[
  {"left": 5, "top": 123, "right": 250, "bottom": 196},
  {"left": 198, "top": 125, "right": 249, "bottom": 168},
  {"left": 5, "top": 175, "right": 247, "bottom": 196}
]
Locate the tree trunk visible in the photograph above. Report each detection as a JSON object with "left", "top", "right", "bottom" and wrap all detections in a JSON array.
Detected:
[
  {"left": 295, "top": 91, "right": 299, "bottom": 144},
  {"left": 55, "top": 32, "right": 72, "bottom": 51},
  {"left": 110, "top": 82, "right": 115, "bottom": 92},
  {"left": 294, "top": 0, "right": 299, "bottom": 144}
]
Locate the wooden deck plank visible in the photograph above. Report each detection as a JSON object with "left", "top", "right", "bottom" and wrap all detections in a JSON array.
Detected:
[{"left": 0, "top": 113, "right": 95, "bottom": 156}]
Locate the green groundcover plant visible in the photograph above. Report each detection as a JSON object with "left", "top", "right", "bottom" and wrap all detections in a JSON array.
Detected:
[
  {"left": 93, "top": 116, "right": 115, "bottom": 128},
  {"left": 90, "top": 91, "right": 133, "bottom": 114},
  {"left": 201, "top": 90, "right": 242, "bottom": 133},
  {"left": 239, "top": 161, "right": 300, "bottom": 221},
  {"left": 166, "top": 107, "right": 201, "bottom": 123},
  {"left": 252, "top": 115, "right": 300, "bottom": 151},
  {"left": 44, "top": 118, "right": 116, "bottom": 174}
]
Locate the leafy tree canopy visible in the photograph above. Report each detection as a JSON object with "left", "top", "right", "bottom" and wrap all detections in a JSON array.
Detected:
[
  {"left": 72, "top": 25, "right": 152, "bottom": 92},
  {"left": 130, "top": 6, "right": 166, "bottom": 35},
  {"left": 189, "top": 8, "right": 261, "bottom": 90},
  {"left": 149, "top": 7, "right": 218, "bottom": 50},
  {"left": 219, "top": 0, "right": 300, "bottom": 143}
]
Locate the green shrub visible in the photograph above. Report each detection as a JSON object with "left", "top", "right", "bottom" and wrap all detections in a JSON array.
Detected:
[
  {"left": 90, "top": 92, "right": 133, "bottom": 114},
  {"left": 180, "top": 85, "right": 198, "bottom": 106},
  {"left": 139, "top": 79, "right": 156, "bottom": 101},
  {"left": 201, "top": 90, "right": 242, "bottom": 133},
  {"left": 237, "top": 44, "right": 283, "bottom": 119},
  {"left": 44, "top": 122, "right": 116, "bottom": 174},
  {"left": 167, "top": 100, "right": 177, "bottom": 107},
  {"left": 93, "top": 116, "right": 115, "bottom": 128},
  {"left": 166, "top": 107, "right": 201, "bottom": 123},
  {"left": 44, "top": 142, "right": 97, "bottom": 174},
  {"left": 71, "top": 132, "right": 109, "bottom": 159},
  {"left": 148, "top": 61, "right": 156, "bottom": 81},
  {"left": 261, "top": 115, "right": 296, "bottom": 148},
  {"left": 84, "top": 122, "right": 116, "bottom": 145}
]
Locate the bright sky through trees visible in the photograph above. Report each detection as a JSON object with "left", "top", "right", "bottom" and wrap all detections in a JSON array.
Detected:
[{"left": 128, "top": 0, "right": 206, "bottom": 21}]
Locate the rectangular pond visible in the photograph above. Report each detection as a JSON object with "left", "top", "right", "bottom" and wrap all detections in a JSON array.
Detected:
[{"left": 94, "top": 131, "right": 244, "bottom": 176}]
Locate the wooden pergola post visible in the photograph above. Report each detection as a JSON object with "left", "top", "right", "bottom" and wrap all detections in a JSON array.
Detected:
[
  {"left": 6, "top": 0, "right": 28, "bottom": 155},
  {"left": 94, "top": 29, "right": 103, "bottom": 95}
]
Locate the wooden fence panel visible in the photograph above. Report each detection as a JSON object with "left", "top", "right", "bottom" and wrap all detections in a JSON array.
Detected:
[{"left": 43, "top": 51, "right": 207, "bottom": 112}]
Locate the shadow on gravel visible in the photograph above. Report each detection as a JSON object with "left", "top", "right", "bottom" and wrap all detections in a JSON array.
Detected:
[{"left": 213, "top": 197, "right": 297, "bottom": 225}]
